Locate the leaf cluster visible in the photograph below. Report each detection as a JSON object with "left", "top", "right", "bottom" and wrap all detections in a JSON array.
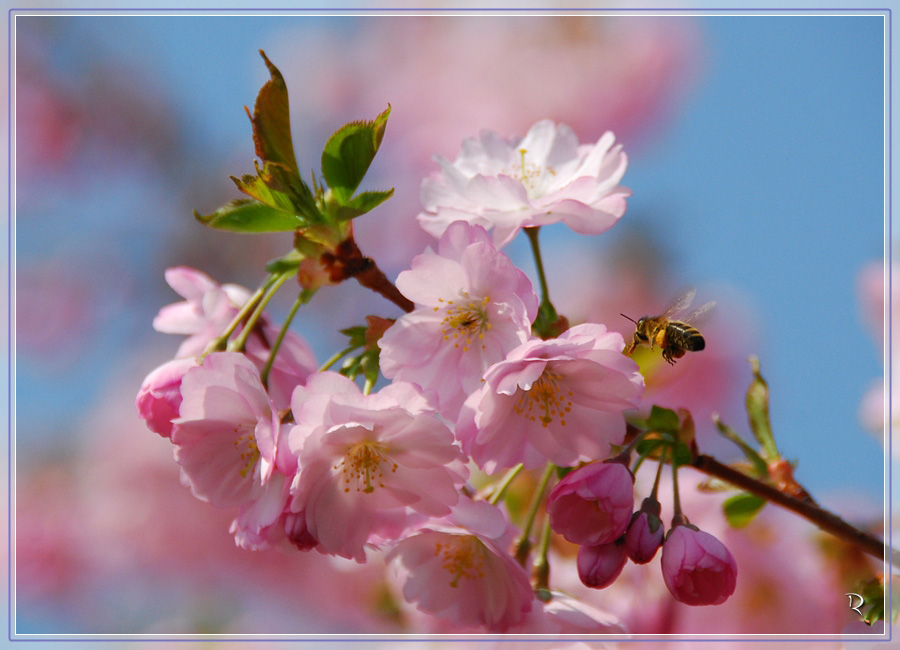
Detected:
[{"left": 194, "top": 51, "right": 393, "bottom": 237}]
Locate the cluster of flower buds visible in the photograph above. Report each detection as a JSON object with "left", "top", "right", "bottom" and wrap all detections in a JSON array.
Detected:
[
  {"left": 546, "top": 457, "right": 737, "bottom": 605},
  {"left": 135, "top": 54, "right": 742, "bottom": 633}
]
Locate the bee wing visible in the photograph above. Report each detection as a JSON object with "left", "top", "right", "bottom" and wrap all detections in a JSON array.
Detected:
[
  {"left": 682, "top": 300, "right": 717, "bottom": 324},
  {"left": 659, "top": 288, "right": 697, "bottom": 319}
]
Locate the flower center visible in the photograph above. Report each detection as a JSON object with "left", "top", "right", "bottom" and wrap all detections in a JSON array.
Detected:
[
  {"left": 234, "top": 426, "right": 260, "bottom": 478},
  {"left": 435, "top": 291, "right": 492, "bottom": 352},
  {"left": 509, "top": 147, "right": 555, "bottom": 198},
  {"left": 513, "top": 368, "right": 574, "bottom": 428},
  {"left": 336, "top": 440, "right": 398, "bottom": 494},
  {"left": 435, "top": 536, "right": 485, "bottom": 588}
]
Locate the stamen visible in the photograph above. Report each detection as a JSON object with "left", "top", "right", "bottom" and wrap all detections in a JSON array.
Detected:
[
  {"left": 513, "top": 368, "right": 572, "bottom": 428},
  {"left": 233, "top": 426, "right": 260, "bottom": 478},
  {"left": 434, "top": 536, "right": 486, "bottom": 588},
  {"left": 334, "top": 441, "right": 398, "bottom": 494},
  {"left": 439, "top": 292, "right": 492, "bottom": 352}
]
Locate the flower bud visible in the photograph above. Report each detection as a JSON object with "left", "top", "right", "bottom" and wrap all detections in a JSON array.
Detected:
[
  {"left": 625, "top": 498, "right": 664, "bottom": 564},
  {"left": 135, "top": 357, "right": 197, "bottom": 438},
  {"left": 661, "top": 524, "right": 737, "bottom": 606},
  {"left": 577, "top": 539, "right": 628, "bottom": 589},
  {"left": 547, "top": 461, "right": 635, "bottom": 546}
]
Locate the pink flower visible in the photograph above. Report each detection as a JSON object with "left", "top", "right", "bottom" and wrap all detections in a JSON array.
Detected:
[
  {"left": 171, "top": 352, "right": 280, "bottom": 509},
  {"left": 152, "top": 266, "right": 317, "bottom": 411},
  {"left": 379, "top": 221, "right": 538, "bottom": 419},
  {"left": 661, "top": 524, "right": 737, "bottom": 606},
  {"left": 455, "top": 323, "right": 644, "bottom": 472},
  {"left": 134, "top": 357, "right": 197, "bottom": 438},
  {"left": 624, "top": 499, "right": 665, "bottom": 565},
  {"left": 547, "top": 461, "right": 634, "bottom": 546},
  {"left": 418, "top": 120, "right": 630, "bottom": 247},
  {"left": 510, "top": 591, "right": 625, "bottom": 634},
  {"left": 577, "top": 539, "right": 628, "bottom": 589},
  {"left": 387, "top": 500, "right": 534, "bottom": 632},
  {"left": 153, "top": 267, "right": 251, "bottom": 358},
  {"left": 288, "top": 373, "right": 468, "bottom": 562}
]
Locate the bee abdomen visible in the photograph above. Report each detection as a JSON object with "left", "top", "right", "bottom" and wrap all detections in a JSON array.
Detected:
[{"left": 666, "top": 322, "right": 705, "bottom": 351}]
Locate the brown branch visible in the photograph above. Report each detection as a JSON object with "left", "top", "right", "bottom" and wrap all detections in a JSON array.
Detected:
[
  {"left": 690, "top": 453, "right": 893, "bottom": 566},
  {"left": 321, "top": 236, "right": 414, "bottom": 313}
]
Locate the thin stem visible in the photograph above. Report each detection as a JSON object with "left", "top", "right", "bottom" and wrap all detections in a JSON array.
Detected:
[
  {"left": 229, "top": 272, "right": 292, "bottom": 352},
  {"left": 260, "top": 289, "right": 313, "bottom": 388},
  {"left": 514, "top": 463, "right": 556, "bottom": 567},
  {"left": 650, "top": 447, "right": 667, "bottom": 502},
  {"left": 489, "top": 463, "right": 525, "bottom": 506},
  {"left": 671, "top": 454, "right": 684, "bottom": 525},
  {"left": 362, "top": 374, "right": 375, "bottom": 396},
  {"left": 201, "top": 275, "right": 277, "bottom": 359},
  {"left": 525, "top": 227, "right": 551, "bottom": 306},
  {"left": 320, "top": 345, "right": 357, "bottom": 372},
  {"left": 533, "top": 517, "right": 554, "bottom": 601},
  {"left": 690, "top": 453, "right": 892, "bottom": 566}
]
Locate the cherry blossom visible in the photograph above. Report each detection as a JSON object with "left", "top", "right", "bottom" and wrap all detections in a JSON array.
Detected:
[
  {"left": 379, "top": 221, "right": 538, "bottom": 419},
  {"left": 661, "top": 524, "right": 737, "bottom": 606},
  {"left": 152, "top": 266, "right": 251, "bottom": 358},
  {"left": 577, "top": 539, "right": 629, "bottom": 590},
  {"left": 170, "top": 351, "right": 282, "bottom": 513},
  {"left": 387, "top": 499, "right": 534, "bottom": 632},
  {"left": 418, "top": 120, "right": 630, "bottom": 247},
  {"left": 288, "top": 372, "right": 468, "bottom": 562},
  {"left": 134, "top": 356, "right": 197, "bottom": 438},
  {"left": 455, "top": 323, "right": 644, "bottom": 472},
  {"left": 547, "top": 460, "right": 635, "bottom": 546}
]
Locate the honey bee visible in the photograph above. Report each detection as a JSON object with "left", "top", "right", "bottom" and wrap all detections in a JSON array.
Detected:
[{"left": 622, "top": 289, "right": 715, "bottom": 365}]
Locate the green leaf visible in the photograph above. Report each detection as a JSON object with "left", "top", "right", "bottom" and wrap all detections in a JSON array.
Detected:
[
  {"left": 712, "top": 414, "right": 769, "bottom": 477},
  {"left": 232, "top": 162, "right": 319, "bottom": 222},
  {"left": 646, "top": 405, "right": 680, "bottom": 434},
  {"left": 194, "top": 199, "right": 303, "bottom": 233},
  {"left": 335, "top": 189, "right": 395, "bottom": 221},
  {"left": 321, "top": 105, "right": 391, "bottom": 204},
  {"left": 746, "top": 356, "right": 779, "bottom": 461},
  {"left": 248, "top": 51, "right": 299, "bottom": 175},
  {"left": 339, "top": 325, "right": 368, "bottom": 349},
  {"left": 670, "top": 441, "right": 693, "bottom": 468},
  {"left": 722, "top": 492, "right": 767, "bottom": 528}
]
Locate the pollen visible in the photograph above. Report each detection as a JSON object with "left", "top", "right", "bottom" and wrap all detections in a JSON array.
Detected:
[
  {"left": 334, "top": 440, "right": 398, "bottom": 494},
  {"left": 513, "top": 367, "right": 573, "bottom": 428},
  {"left": 508, "top": 148, "right": 554, "bottom": 196},
  {"left": 233, "top": 427, "right": 260, "bottom": 479},
  {"left": 434, "top": 536, "right": 485, "bottom": 588},
  {"left": 439, "top": 292, "right": 492, "bottom": 352}
]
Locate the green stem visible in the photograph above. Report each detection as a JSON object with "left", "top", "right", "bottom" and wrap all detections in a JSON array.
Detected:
[
  {"left": 201, "top": 274, "right": 277, "bottom": 359},
  {"left": 525, "top": 226, "right": 551, "bottom": 306},
  {"left": 260, "top": 289, "right": 314, "bottom": 388},
  {"left": 533, "top": 516, "right": 554, "bottom": 601},
  {"left": 650, "top": 447, "right": 667, "bottom": 502},
  {"left": 229, "top": 272, "right": 292, "bottom": 352},
  {"left": 319, "top": 345, "right": 357, "bottom": 372},
  {"left": 488, "top": 463, "right": 524, "bottom": 506},
  {"left": 362, "top": 375, "right": 375, "bottom": 396},
  {"left": 514, "top": 463, "right": 556, "bottom": 567},
  {"left": 671, "top": 453, "right": 685, "bottom": 525}
]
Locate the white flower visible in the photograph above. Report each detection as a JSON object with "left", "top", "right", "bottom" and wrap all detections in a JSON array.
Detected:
[{"left": 418, "top": 120, "right": 630, "bottom": 247}]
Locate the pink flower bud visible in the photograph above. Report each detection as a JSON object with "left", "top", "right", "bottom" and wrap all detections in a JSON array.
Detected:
[
  {"left": 135, "top": 357, "right": 197, "bottom": 438},
  {"left": 547, "top": 461, "right": 635, "bottom": 546},
  {"left": 577, "top": 539, "right": 627, "bottom": 589},
  {"left": 625, "top": 498, "right": 664, "bottom": 564},
  {"left": 661, "top": 524, "right": 737, "bottom": 606}
]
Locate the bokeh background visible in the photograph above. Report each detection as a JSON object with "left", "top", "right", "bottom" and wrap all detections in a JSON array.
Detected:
[{"left": 9, "top": 8, "right": 891, "bottom": 647}]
